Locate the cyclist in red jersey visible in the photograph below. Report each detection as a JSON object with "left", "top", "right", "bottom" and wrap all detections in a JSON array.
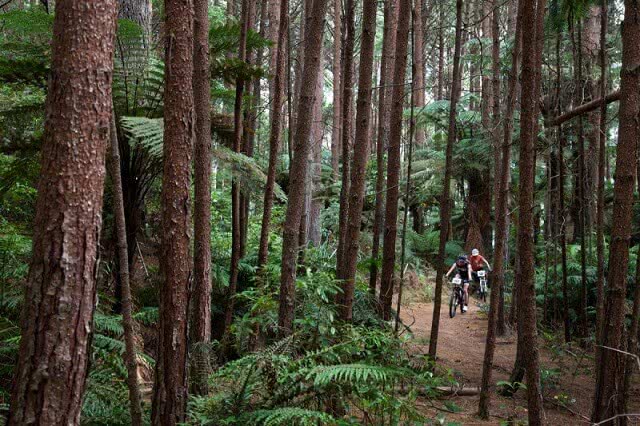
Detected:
[{"left": 469, "top": 248, "right": 492, "bottom": 288}]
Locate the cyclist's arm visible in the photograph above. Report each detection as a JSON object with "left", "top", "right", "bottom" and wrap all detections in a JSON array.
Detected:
[
  {"left": 483, "top": 256, "right": 492, "bottom": 271},
  {"left": 446, "top": 263, "right": 455, "bottom": 277}
]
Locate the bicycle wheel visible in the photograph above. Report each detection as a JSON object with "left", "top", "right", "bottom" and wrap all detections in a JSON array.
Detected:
[
  {"left": 459, "top": 291, "right": 465, "bottom": 313},
  {"left": 449, "top": 292, "right": 457, "bottom": 318}
]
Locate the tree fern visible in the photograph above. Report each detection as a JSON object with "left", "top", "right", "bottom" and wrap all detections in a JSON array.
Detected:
[{"left": 120, "top": 116, "right": 286, "bottom": 201}]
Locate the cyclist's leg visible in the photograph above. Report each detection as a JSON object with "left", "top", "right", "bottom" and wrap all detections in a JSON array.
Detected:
[{"left": 463, "top": 282, "right": 470, "bottom": 306}]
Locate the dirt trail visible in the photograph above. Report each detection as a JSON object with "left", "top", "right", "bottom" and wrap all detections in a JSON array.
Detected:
[{"left": 403, "top": 296, "right": 640, "bottom": 425}]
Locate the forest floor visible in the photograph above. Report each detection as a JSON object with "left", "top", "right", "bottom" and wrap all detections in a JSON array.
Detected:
[{"left": 402, "top": 292, "right": 640, "bottom": 425}]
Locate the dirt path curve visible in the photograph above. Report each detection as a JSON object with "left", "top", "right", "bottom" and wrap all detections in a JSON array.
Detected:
[
  {"left": 402, "top": 300, "right": 516, "bottom": 390},
  {"left": 401, "top": 296, "right": 640, "bottom": 425}
]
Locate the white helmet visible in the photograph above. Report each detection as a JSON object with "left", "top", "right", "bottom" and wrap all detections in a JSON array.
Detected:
[{"left": 471, "top": 248, "right": 479, "bottom": 256}]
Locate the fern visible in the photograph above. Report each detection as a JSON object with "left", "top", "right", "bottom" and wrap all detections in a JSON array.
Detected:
[
  {"left": 246, "top": 407, "right": 336, "bottom": 426},
  {"left": 120, "top": 116, "right": 287, "bottom": 201},
  {"left": 308, "top": 363, "right": 407, "bottom": 388}
]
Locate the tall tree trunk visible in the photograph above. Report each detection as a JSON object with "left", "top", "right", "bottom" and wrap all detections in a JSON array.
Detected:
[
  {"left": 370, "top": 0, "right": 398, "bottom": 295},
  {"left": 595, "top": 0, "right": 607, "bottom": 364},
  {"left": 514, "top": 1, "right": 545, "bottom": 424},
  {"left": 428, "top": 0, "right": 463, "bottom": 356},
  {"left": 619, "top": 175, "right": 640, "bottom": 425},
  {"left": 110, "top": 116, "right": 144, "bottom": 425},
  {"left": 395, "top": 6, "right": 418, "bottom": 333},
  {"left": 240, "top": 0, "right": 264, "bottom": 258},
  {"left": 573, "top": 20, "right": 589, "bottom": 340},
  {"left": 278, "top": 0, "right": 330, "bottom": 336},
  {"left": 151, "top": 0, "right": 194, "bottom": 423},
  {"left": 436, "top": 2, "right": 445, "bottom": 100},
  {"left": 268, "top": 0, "right": 282, "bottom": 115},
  {"left": 225, "top": 0, "right": 253, "bottom": 335},
  {"left": 112, "top": 0, "right": 153, "bottom": 314},
  {"left": 258, "top": 0, "right": 289, "bottom": 268},
  {"left": 7, "top": 2, "right": 117, "bottom": 423},
  {"left": 591, "top": 0, "right": 640, "bottom": 422},
  {"left": 413, "top": 0, "right": 425, "bottom": 147},
  {"left": 308, "top": 50, "right": 324, "bottom": 247},
  {"left": 478, "top": 0, "right": 519, "bottom": 419},
  {"left": 331, "top": 0, "right": 342, "bottom": 178},
  {"left": 338, "top": 0, "right": 377, "bottom": 321},
  {"left": 190, "top": 0, "right": 212, "bottom": 396},
  {"left": 380, "top": 0, "right": 413, "bottom": 321},
  {"left": 497, "top": 0, "right": 520, "bottom": 337},
  {"left": 409, "top": 0, "right": 426, "bottom": 233},
  {"left": 336, "top": 0, "right": 356, "bottom": 278},
  {"left": 557, "top": 32, "right": 571, "bottom": 344}
]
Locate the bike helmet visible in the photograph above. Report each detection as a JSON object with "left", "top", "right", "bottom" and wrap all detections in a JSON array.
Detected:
[
  {"left": 471, "top": 248, "right": 479, "bottom": 256},
  {"left": 456, "top": 255, "right": 467, "bottom": 266}
]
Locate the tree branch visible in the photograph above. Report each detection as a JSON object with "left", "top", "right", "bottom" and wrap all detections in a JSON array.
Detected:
[{"left": 546, "top": 90, "right": 620, "bottom": 127}]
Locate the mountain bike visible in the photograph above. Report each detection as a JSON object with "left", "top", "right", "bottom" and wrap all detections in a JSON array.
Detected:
[
  {"left": 477, "top": 269, "right": 488, "bottom": 302},
  {"left": 449, "top": 276, "right": 465, "bottom": 318}
]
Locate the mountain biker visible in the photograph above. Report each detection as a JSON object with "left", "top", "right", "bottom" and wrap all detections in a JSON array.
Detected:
[
  {"left": 469, "top": 248, "right": 492, "bottom": 288},
  {"left": 446, "top": 255, "right": 472, "bottom": 312}
]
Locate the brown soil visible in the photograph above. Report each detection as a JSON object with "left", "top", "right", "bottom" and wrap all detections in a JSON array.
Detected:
[{"left": 402, "top": 295, "right": 640, "bottom": 425}]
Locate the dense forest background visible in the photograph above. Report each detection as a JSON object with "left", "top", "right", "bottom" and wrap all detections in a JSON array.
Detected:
[{"left": 0, "top": 0, "right": 639, "bottom": 424}]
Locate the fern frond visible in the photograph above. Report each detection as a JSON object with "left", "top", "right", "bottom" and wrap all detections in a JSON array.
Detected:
[
  {"left": 120, "top": 116, "right": 287, "bottom": 201},
  {"left": 246, "top": 407, "right": 337, "bottom": 426},
  {"left": 307, "top": 363, "right": 407, "bottom": 387}
]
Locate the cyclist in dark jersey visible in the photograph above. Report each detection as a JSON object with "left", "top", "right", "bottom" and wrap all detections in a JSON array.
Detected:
[{"left": 446, "top": 255, "right": 472, "bottom": 312}]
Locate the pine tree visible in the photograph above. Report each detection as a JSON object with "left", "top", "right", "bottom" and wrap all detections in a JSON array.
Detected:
[
  {"left": 591, "top": 0, "right": 640, "bottom": 422},
  {"left": 151, "top": 0, "right": 194, "bottom": 422},
  {"left": 278, "top": 0, "right": 330, "bottom": 336},
  {"left": 190, "top": 0, "right": 213, "bottom": 395},
  {"left": 8, "top": 1, "right": 118, "bottom": 423},
  {"left": 428, "top": 0, "right": 463, "bottom": 356},
  {"left": 338, "top": 0, "right": 377, "bottom": 321}
]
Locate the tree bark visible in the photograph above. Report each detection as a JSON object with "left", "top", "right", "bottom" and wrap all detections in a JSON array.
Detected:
[
  {"left": 573, "top": 20, "right": 589, "bottom": 340},
  {"left": 240, "top": 0, "right": 264, "bottom": 259},
  {"left": 478, "top": 0, "right": 519, "bottom": 419},
  {"left": 335, "top": 0, "right": 356, "bottom": 279},
  {"left": 7, "top": 2, "right": 117, "bottom": 423},
  {"left": 436, "top": 2, "right": 445, "bottom": 100},
  {"left": 190, "top": 0, "right": 212, "bottom": 396},
  {"left": 118, "top": 0, "right": 151, "bottom": 34},
  {"left": 380, "top": 0, "right": 413, "bottom": 321},
  {"left": 338, "top": 0, "right": 377, "bottom": 321},
  {"left": 225, "top": 0, "right": 253, "bottom": 336},
  {"left": 278, "top": 0, "right": 330, "bottom": 336},
  {"left": 594, "top": 0, "right": 607, "bottom": 364},
  {"left": 268, "top": 0, "right": 282, "bottom": 115},
  {"left": 331, "top": 0, "right": 342, "bottom": 178},
  {"left": 370, "top": 0, "right": 398, "bottom": 295},
  {"left": 546, "top": 90, "right": 620, "bottom": 127},
  {"left": 258, "top": 0, "right": 289, "bottom": 269},
  {"left": 413, "top": 0, "right": 425, "bottom": 147},
  {"left": 110, "top": 116, "right": 144, "bottom": 425},
  {"left": 591, "top": 0, "right": 640, "bottom": 422},
  {"left": 308, "top": 41, "right": 324, "bottom": 247},
  {"left": 428, "top": 0, "right": 463, "bottom": 356},
  {"left": 514, "top": 0, "right": 545, "bottom": 423},
  {"left": 619, "top": 176, "right": 640, "bottom": 425},
  {"left": 556, "top": 32, "right": 572, "bottom": 344},
  {"left": 151, "top": 0, "right": 194, "bottom": 423}
]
